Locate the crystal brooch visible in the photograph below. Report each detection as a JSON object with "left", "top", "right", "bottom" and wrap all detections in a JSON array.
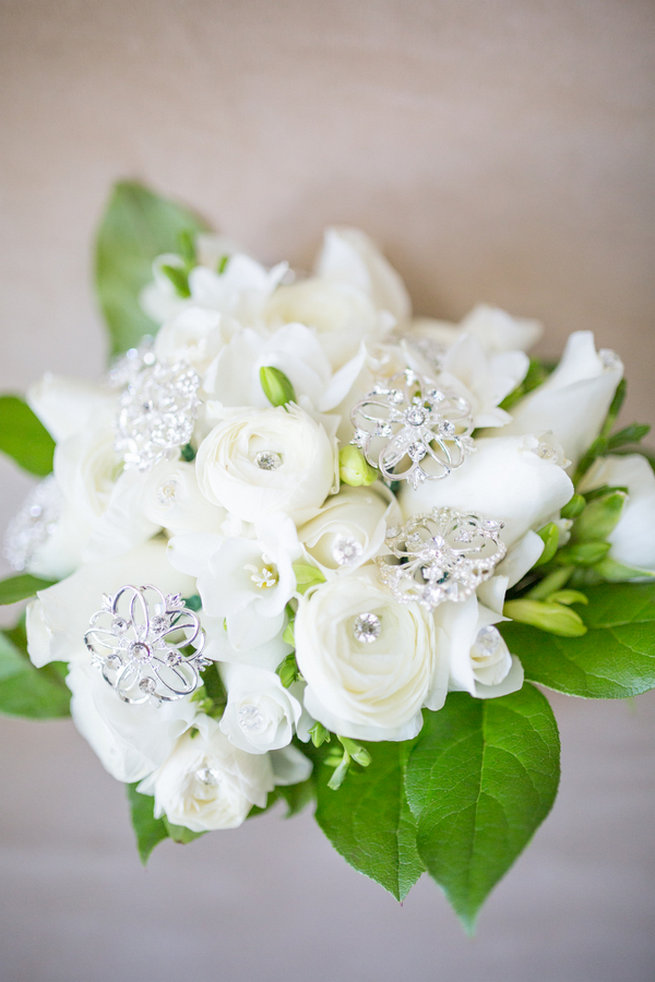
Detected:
[
  {"left": 350, "top": 368, "right": 474, "bottom": 489},
  {"left": 84, "top": 585, "right": 210, "bottom": 704},
  {"left": 377, "top": 507, "right": 506, "bottom": 609}
]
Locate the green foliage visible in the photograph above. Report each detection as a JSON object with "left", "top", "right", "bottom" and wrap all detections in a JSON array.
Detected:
[
  {"left": 95, "top": 181, "right": 208, "bottom": 356},
  {"left": 406, "top": 687, "right": 560, "bottom": 931},
  {"left": 292, "top": 561, "right": 325, "bottom": 595},
  {"left": 126, "top": 784, "right": 169, "bottom": 864},
  {"left": 276, "top": 653, "right": 301, "bottom": 688},
  {"left": 535, "top": 522, "right": 559, "bottom": 566},
  {"left": 0, "top": 629, "right": 70, "bottom": 718},
  {"left": 499, "top": 358, "right": 553, "bottom": 411},
  {"left": 502, "top": 582, "right": 655, "bottom": 698},
  {"left": 315, "top": 739, "right": 424, "bottom": 901},
  {"left": 0, "top": 396, "right": 55, "bottom": 476},
  {"left": 259, "top": 365, "right": 297, "bottom": 407},
  {"left": 503, "top": 598, "right": 587, "bottom": 637},
  {"left": 0, "top": 573, "right": 56, "bottom": 605}
]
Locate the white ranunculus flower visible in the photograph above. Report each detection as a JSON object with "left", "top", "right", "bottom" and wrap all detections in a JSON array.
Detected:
[
  {"left": 294, "top": 567, "right": 446, "bottom": 741},
  {"left": 265, "top": 278, "right": 394, "bottom": 369},
  {"left": 580, "top": 454, "right": 655, "bottom": 573},
  {"left": 298, "top": 483, "right": 400, "bottom": 575},
  {"left": 26, "top": 540, "right": 195, "bottom": 668},
  {"left": 195, "top": 405, "right": 337, "bottom": 523},
  {"left": 314, "top": 227, "right": 412, "bottom": 327},
  {"left": 400, "top": 434, "right": 573, "bottom": 547},
  {"left": 137, "top": 715, "right": 274, "bottom": 832},
  {"left": 67, "top": 661, "right": 196, "bottom": 783},
  {"left": 142, "top": 459, "right": 227, "bottom": 535},
  {"left": 435, "top": 596, "right": 523, "bottom": 700},
  {"left": 502, "top": 331, "right": 623, "bottom": 466},
  {"left": 219, "top": 664, "right": 303, "bottom": 753}
]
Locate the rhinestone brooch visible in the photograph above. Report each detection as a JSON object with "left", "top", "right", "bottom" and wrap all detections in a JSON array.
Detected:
[
  {"left": 350, "top": 368, "right": 474, "bottom": 489},
  {"left": 115, "top": 360, "right": 201, "bottom": 470},
  {"left": 377, "top": 507, "right": 506, "bottom": 609},
  {"left": 84, "top": 585, "right": 209, "bottom": 704},
  {"left": 3, "top": 476, "right": 62, "bottom": 572}
]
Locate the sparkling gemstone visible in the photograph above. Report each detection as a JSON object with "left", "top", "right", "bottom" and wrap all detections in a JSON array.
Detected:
[
  {"left": 3, "top": 476, "right": 62, "bottom": 572},
  {"left": 238, "top": 705, "right": 266, "bottom": 732},
  {"left": 405, "top": 406, "right": 427, "bottom": 426},
  {"left": 112, "top": 616, "right": 130, "bottom": 634},
  {"left": 139, "top": 677, "right": 156, "bottom": 695},
  {"left": 439, "top": 420, "right": 456, "bottom": 438},
  {"left": 375, "top": 421, "right": 393, "bottom": 438},
  {"left": 332, "top": 535, "right": 362, "bottom": 567},
  {"left": 599, "top": 349, "right": 621, "bottom": 370},
  {"left": 255, "top": 450, "right": 283, "bottom": 471},
  {"left": 353, "top": 612, "right": 382, "bottom": 644},
  {"left": 407, "top": 442, "right": 427, "bottom": 461},
  {"left": 196, "top": 765, "right": 220, "bottom": 787},
  {"left": 474, "top": 625, "right": 501, "bottom": 655},
  {"left": 150, "top": 614, "right": 169, "bottom": 634},
  {"left": 157, "top": 480, "right": 179, "bottom": 506},
  {"left": 130, "top": 642, "right": 151, "bottom": 662}
]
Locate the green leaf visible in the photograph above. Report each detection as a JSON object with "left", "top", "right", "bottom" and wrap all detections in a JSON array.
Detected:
[
  {"left": 406, "top": 687, "right": 560, "bottom": 931},
  {"left": 160, "top": 262, "right": 191, "bottom": 298},
  {"left": 163, "top": 819, "right": 205, "bottom": 844},
  {"left": 0, "top": 573, "right": 56, "bottom": 605},
  {"left": 607, "top": 423, "right": 651, "bottom": 449},
  {"left": 95, "top": 181, "right": 208, "bottom": 356},
  {"left": 259, "top": 365, "right": 297, "bottom": 407},
  {"left": 276, "top": 777, "right": 316, "bottom": 817},
  {"left": 315, "top": 740, "right": 424, "bottom": 901},
  {"left": 126, "top": 784, "right": 169, "bottom": 864},
  {"left": 571, "top": 491, "right": 626, "bottom": 542},
  {"left": 535, "top": 522, "right": 559, "bottom": 566},
  {"left": 502, "top": 582, "right": 655, "bottom": 698},
  {"left": 276, "top": 652, "right": 301, "bottom": 688},
  {"left": 560, "top": 493, "right": 585, "bottom": 519},
  {"left": 0, "top": 396, "right": 55, "bottom": 476},
  {"left": 0, "top": 630, "right": 70, "bottom": 718},
  {"left": 292, "top": 561, "right": 326, "bottom": 595}
]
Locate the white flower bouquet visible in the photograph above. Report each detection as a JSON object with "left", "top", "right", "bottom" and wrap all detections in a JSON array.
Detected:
[{"left": 1, "top": 183, "right": 654, "bottom": 929}]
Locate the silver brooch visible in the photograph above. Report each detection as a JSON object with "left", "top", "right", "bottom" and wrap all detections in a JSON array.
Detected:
[
  {"left": 377, "top": 507, "right": 506, "bottom": 609},
  {"left": 3, "top": 476, "right": 62, "bottom": 572},
  {"left": 115, "top": 360, "right": 201, "bottom": 470},
  {"left": 350, "top": 368, "right": 474, "bottom": 489},
  {"left": 84, "top": 585, "right": 209, "bottom": 704}
]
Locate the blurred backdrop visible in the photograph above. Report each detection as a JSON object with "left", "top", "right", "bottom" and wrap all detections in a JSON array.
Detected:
[{"left": 1, "top": 2, "right": 653, "bottom": 980}]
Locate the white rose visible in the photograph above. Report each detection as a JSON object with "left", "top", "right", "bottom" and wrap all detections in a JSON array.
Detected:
[
  {"left": 294, "top": 567, "right": 446, "bottom": 741},
  {"left": 314, "top": 227, "right": 411, "bottom": 327},
  {"left": 580, "top": 454, "right": 655, "bottom": 573},
  {"left": 195, "top": 405, "right": 337, "bottom": 523},
  {"left": 67, "top": 661, "right": 196, "bottom": 783},
  {"left": 137, "top": 715, "right": 274, "bottom": 831},
  {"left": 219, "top": 664, "right": 303, "bottom": 753},
  {"left": 502, "top": 331, "right": 623, "bottom": 466},
  {"left": 298, "top": 484, "right": 400, "bottom": 575},
  {"left": 265, "top": 279, "right": 394, "bottom": 369},
  {"left": 400, "top": 434, "right": 573, "bottom": 547}
]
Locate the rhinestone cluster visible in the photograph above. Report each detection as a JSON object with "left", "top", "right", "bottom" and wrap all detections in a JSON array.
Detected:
[
  {"left": 3, "top": 476, "right": 62, "bottom": 572},
  {"left": 84, "top": 584, "right": 209, "bottom": 704},
  {"left": 350, "top": 368, "right": 474, "bottom": 489},
  {"left": 377, "top": 507, "right": 506, "bottom": 609},
  {"left": 107, "top": 336, "right": 156, "bottom": 388},
  {"left": 115, "top": 360, "right": 201, "bottom": 470}
]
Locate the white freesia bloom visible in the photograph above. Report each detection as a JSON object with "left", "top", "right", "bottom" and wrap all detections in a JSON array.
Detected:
[
  {"left": 195, "top": 405, "right": 337, "bottom": 523},
  {"left": 298, "top": 483, "right": 400, "bottom": 575},
  {"left": 138, "top": 715, "right": 274, "bottom": 832},
  {"left": 400, "top": 434, "right": 573, "bottom": 547},
  {"left": 294, "top": 567, "right": 446, "bottom": 741},
  {"left": 27, "top": 373, "right": 116, "bottom": 442},
  {"left": 67, "top": 661, "right": 196, "bottom": 783},
  {"left": 153, "top": 306, "right": 235, "bottom": 373},
  {"left": 168, "top": 515, "right": 299, "bottom": 648},
  {"left": 581, "top": 454, "right": 655, "bottom": 572},
  {"left": 219, "top": 664, "right": 303, "bottom": 753},
  {"left": 503, "top": 331, "right": 623, "bottom": 466},
  {"left": 459, "top": 305, "right": 543, "bottom": 353},
  {"left": 438, "top": 332, "right": 529, "bottom": 428},
  {"left": 315, "top": 226, "right": 411, "bottom": 327}
]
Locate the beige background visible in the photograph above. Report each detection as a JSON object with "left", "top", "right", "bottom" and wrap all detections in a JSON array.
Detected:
[{"left": 0, "top": 1, "right": 654, "bottom": 980}]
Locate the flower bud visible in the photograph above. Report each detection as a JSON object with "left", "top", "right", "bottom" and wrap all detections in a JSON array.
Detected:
[
  {"left": 503, "top": 599, "right": 587, "bottom": 637},
  {"left": 339, "top": 445, "right": 377, "bottom": 486},
  {"left": 259, "top": 365, "right": 297, "bottom": 407}
]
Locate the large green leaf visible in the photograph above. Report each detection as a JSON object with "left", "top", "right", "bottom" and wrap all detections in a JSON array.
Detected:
[
  {"left": 315, "top": 740, "right": 424, "bottom": 901},
  {"left": 95, "top": 181, "right": 208, "bottom": 356},
  {"left": 406, "top": 686, "right": 559, "bottom": 931},
  {"left": 0, "top": 573, "right": 56, "bottom": 605},
  {"left": 126, "top": 783, "right": 169, "bottom": 864},
  {"left": 502, "top": 582, "right": 655, "bottom": 698},
  {"left": 0, "top": 396, "right": 55, "bottom": 476},
  {"left": 0, "top": 630, "right": 70, "bottom": 718}
]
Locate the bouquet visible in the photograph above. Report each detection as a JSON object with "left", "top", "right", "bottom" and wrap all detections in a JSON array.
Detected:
[{"left": 1, "top": 183, "right": 654, "bottom": 930}]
